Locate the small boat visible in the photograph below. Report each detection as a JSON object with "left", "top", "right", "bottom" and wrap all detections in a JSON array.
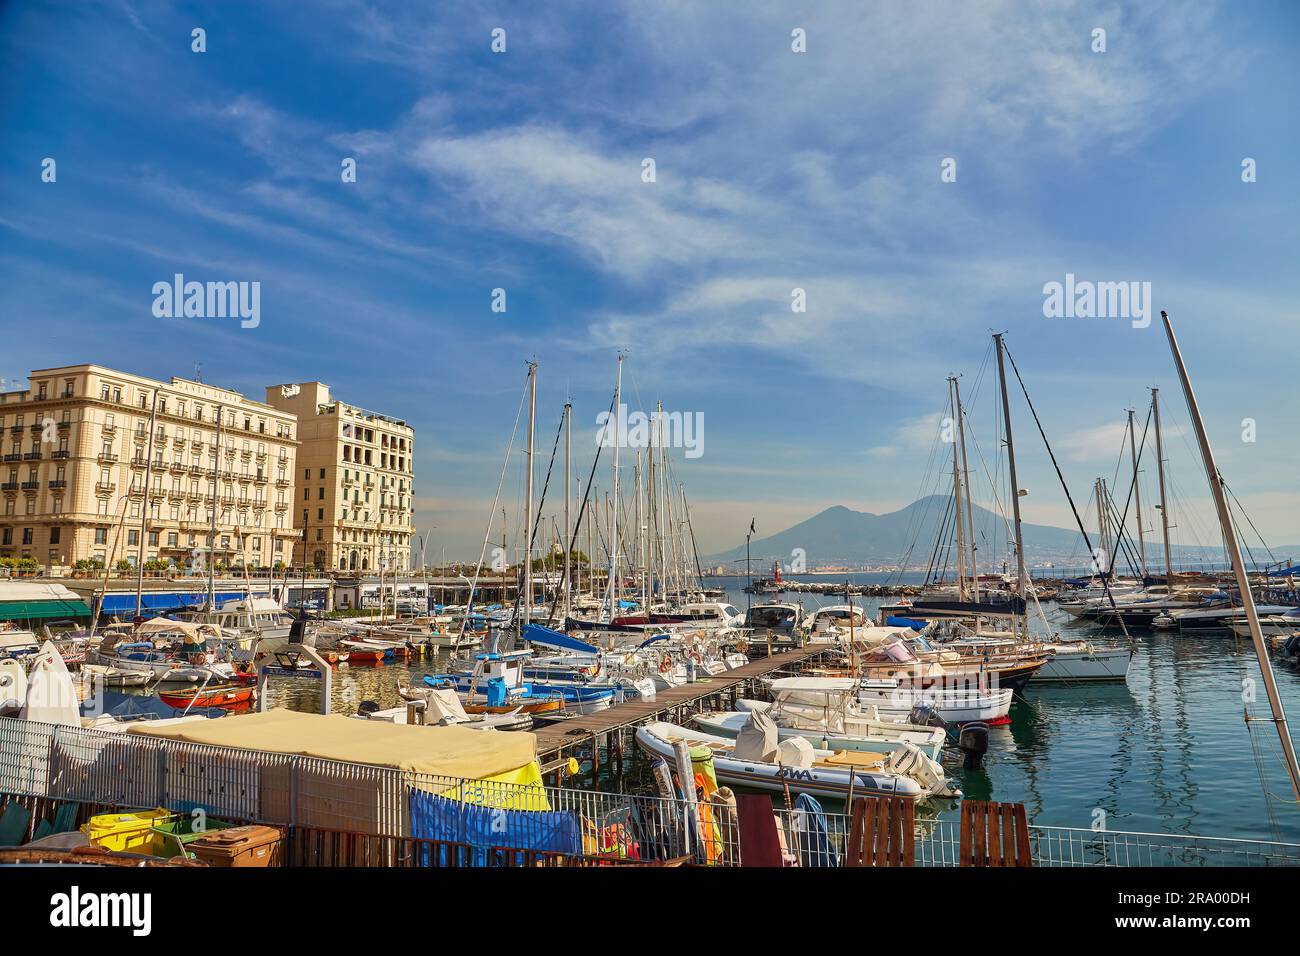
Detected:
[
  {"left": 423, "top": 649, "right": 616, "bottom": 716},
  {"left": 158, "top": 684, "right": 256, "bottom": 709},
  {"left": 694, "top": 678, "right": 946, "bottom": 759},
  {"left": 634, "top": 719, "right": 959, "bottom": 802},
  {"left": 338, "top": 644, "right": 386, "bottom": 664},
  {"left": 389, "top": 685, "right": 534, "bottom": 731}
]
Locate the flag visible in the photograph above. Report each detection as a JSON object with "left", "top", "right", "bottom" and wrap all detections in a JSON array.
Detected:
[{"left": 749, "top": 518, "right": 756, "bottom": 535}]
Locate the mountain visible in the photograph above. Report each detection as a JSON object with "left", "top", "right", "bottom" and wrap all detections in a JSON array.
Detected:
[{"left": 705, "top": 496, "right": 1260, "bottom": 569}]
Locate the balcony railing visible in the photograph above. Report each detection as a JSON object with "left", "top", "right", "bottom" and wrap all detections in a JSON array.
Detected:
[
  {"left": 20, "top": 481, "right": 39, "bottom": 491},
  {"left": 96, "top": 453, "right": 118, "bottom": 464},
  {"left": 94, "top": 481, "right": 115, "bottom": 494},
  {"left": 23, "top": 451, "right": 40, "bottom": 460},
  {"left": 52, "top": 450, "right": 69, "bottom": 460},
  {"left": 0, "top": 482, "right": 17, "bottom": 491},
  {"left": 49, "top": 480, "right": 66, "bottom": 490}
]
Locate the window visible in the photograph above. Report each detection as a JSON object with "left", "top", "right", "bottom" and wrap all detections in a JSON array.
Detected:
[
  {"left": 22, "top": 528, "right": 33, "bottom": 545},
  {"left": 303, "top": 488, "right": 309, "bottom": 500},
  {"left": 94, "top": 527, "right": 107, "bottom": 544},
  {"left": 49, "top": 527, "right": 61, "bottom": 544},
  {"left": 318, "top": 468, "right": 325, "bottom": 479},
  {"left": 100, "top": 384, "right": 110, "bottom": 401},
  {"left": 304, "top": 468, "right": 310, "bottom": 480},
  {"left": 148, "top": 531, "right": 159, "bottom": 546},
  {"left": 168, "top": 533, "right": 178, "bottom": 547},
  {"left": 317, "top": 508, "right": 324, "bottom": 521},
  {"left": 0, "top": 529, "right": 9, "bottom": 545},
  {"left": 127, "top": 530, "right": 139, "bottom": 546},
  {"left": 318, "top": 487, "right": 324, "bottom": 500}
]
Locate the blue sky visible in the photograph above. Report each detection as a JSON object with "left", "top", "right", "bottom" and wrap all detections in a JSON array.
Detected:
[{"left": 2, "top": 1, "right": 1297, "bottom": 562}]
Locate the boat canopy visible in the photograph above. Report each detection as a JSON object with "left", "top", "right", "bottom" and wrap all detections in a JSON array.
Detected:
[
  {"left": 521, "top": 623, "right": 598, "bottom": 656},
  {"left": 1266, "top": 564, "right": 1300, "bottom": 578},
  {"left": 133, "top": 618, "right": 223, "bottom": 642},
  {"left": 768, "top": 677, "right": 859, "bottom": 693},
  {"left": 128, "top": 707, "right": 539, "bottom": 780}
]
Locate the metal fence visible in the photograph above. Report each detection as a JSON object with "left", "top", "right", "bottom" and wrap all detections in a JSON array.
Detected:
[{"left": 3, "top": 717, "right": 1298, "bottom": 867}]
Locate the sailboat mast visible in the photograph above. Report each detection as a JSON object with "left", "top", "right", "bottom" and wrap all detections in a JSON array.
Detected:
[
  {"left": 133, "top": 389, "right": 160, "bottom": 621},
  {"left": 209, "top": 404, "right": 223, "bottom": 612},
  {"left": 953, "top": 376, "right": 979, "bottom": 603},
  {"left": 1151, "top": 387, "right": 1175, "bottom": 580},
  {"left": 947, "top": 376, "right": 968, "bottom": 600},
  {"left": 606, "top": 355, "right": 622, "bottom": 620},
  {"left": 523, "top": 362, "right": 536, "bottom": 627},
  {"left": 563, "top": 402, "right": 572, "bottom": 622},
  {"left": 994, "top": 334, "right": 1027, "bottom": 641},
  {"left": 1127, "top": 409, "right": 1148, "bottom": 578},
  {"left": 1161, "top": 310, "right": 1300, "bottom": 807}
]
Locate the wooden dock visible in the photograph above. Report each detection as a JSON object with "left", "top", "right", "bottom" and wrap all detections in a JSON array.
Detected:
[{"left": 533, "top": 646, "right": 830, "bottom": 767}]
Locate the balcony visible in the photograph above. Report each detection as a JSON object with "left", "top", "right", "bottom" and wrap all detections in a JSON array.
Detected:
[
  {"left": 274, "top": 502, "right": 288, "bottom": 512},
  {"left": 8, "top": 425, "right": 22, "bottom": 435},
  {"left": 57, "top": 420, "right": 70, "bottom": 431},
  {"left": 21, "top": 481, "right": 39, "bottom": 492},
  {"left": 0, "top": 482, "right": 17, "bottom": 492},
  {"left": 237, "top": 497, "right": 251, "bottom": 508},
  {"left": 168, "top": 489, "right": 185, "bottom": 501},
  {"left": 172, "top": 436, "right": 186, "bottom": 447},
  {"left": 129, "top": 457, "right": 147, "bottom": 469},
  {"left": 275, "top": 478, "right": 289, "bottom": 488},
  {"left": 126, "top": 486, "right": 144, "bottom": 498},
  {"left": 23, "top": 451, "right": 41, "bottom": 460},
  {"left": 95, "top": 481, "right": 115, "bottom": 494},
  {"left": 97, "top": 453, "right": 118, "bottom": 464},
  {"left": 52, "top": 450, "right": 69, "bottom": 460},
  {"left": 49, "top": 480, "right": 66, "bottom": 490},
  {"left": 253, "top": 474, "right": 267, "bottom": 484},
  {"left": 28, "top": 423, "right": 42, "bottom": 434},
  {"left": 188, "top": 464, "right": 205, "bottom": 477},
  {"left": 255, "top": 451, "right": 267, "bottom": 462},
  {"left": 101, "top": 422, "right": 116, "bottom": 434},
  {"left": 169, "top": 462, "right": 186, "bottom": 475}
]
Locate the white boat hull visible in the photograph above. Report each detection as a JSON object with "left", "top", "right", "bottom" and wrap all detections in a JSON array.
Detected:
[
  {"left": 634, "top": 722, "right": 930, "bottom": 801},
  {"left": 1032, "top": 645, "right": 1132, "bottom": 683}
]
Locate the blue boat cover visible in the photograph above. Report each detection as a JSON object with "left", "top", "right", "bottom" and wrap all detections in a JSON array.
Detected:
[
  {"left": 886, "top": 616, "right": 927, "bottom": 631},
  {"left": 408, "top": 791, "right": 581, "bottom": 866},
  {"left": 638, "top": 633, "right": 672, "bottom": 648},
  {"left": 522, "top": 622, "right": 598, "bottom": 655},
  {"left": 793, "top": 793, "right": 838, "bottom": 867}
]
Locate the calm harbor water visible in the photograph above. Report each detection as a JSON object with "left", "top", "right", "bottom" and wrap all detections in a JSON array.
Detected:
[{"left": 255, "top": 572, "right": 1300, "bottom": 844}]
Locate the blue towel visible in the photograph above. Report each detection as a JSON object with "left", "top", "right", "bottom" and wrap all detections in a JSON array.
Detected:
[{"left": 408, "top": 791, "right": 582, "bottom": 867}]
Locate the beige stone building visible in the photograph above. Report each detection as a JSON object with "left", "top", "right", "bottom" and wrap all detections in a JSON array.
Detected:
[
  {"left": 265, "top": 382, "right": 414, "bottom": 573},
  {"left": 0, "top": 365, "right": 300, "bottom": 571}
]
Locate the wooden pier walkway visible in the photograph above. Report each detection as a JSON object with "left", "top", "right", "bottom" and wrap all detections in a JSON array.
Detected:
[{"left": 533, "top": 646, "right": 829, "bottom": 763}]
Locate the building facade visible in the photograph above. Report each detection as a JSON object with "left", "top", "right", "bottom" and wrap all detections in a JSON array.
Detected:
[
  {"left": 0, "top": 365, "right": 300, "bottom": 572},
  {"left": 265, "top": 382, "right": 414, "bottom": 573}
]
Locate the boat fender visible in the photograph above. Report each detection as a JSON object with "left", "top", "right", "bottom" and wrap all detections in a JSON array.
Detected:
[{"left": 957, "top": 722, "right": 989, "bottom": 770}]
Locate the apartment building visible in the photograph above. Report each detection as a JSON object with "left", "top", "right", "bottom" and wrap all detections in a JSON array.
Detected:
[
  {"left": 265, "top": 382, "right": 415, "bottom": 572},
  {"left": 0, "top": 365, "right": 299, "bottom": 571}
]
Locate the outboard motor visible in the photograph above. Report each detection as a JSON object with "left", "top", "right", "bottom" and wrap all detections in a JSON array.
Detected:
[
  {"left": 958, "top": 721, "right": 989, "bottom": 770},
  {"left": 907, "top": 702, "right": 946, "bottom": 731},
  {"left": 357, "top": 699, "right": 381, "bottom": 716}
]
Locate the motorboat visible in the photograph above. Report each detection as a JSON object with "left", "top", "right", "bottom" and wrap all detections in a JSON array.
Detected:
[
  {"left": 693, "top": 678, "right": 946, "bottom": 759},
  {"left": 93, "top": 619, "right": 235, "bottom": 683},
  {"left": 383, "top": 685, "right": 534, "bottom": 731},
  {"left": 423, "top": 649, "right": 616, "bottom": 716},
  {"left": 634, "top": 716, "right": 959, "bottom": 802}
]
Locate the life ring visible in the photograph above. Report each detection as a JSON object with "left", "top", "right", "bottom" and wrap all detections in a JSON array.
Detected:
[
  {"left": 658, "top": 655, "right": 673, "bottom": 674},
  {"left": 688, "top": 650, "right": 703, "bottom": 665},
  {"left": 735, "top": 640, "right": 749, "bottom": 655}
]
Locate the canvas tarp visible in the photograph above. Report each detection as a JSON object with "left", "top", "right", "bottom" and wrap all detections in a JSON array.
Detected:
[
  {"left": 732, "top": 708, "right": 778, "bottom": 762},
  {"left": 128, "top": 708, "right": 537, "bottom": 779}
]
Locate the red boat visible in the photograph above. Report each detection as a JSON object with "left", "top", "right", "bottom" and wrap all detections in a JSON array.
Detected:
[
  {"left": 342, "top": 648, "right": 384, "bottom": 665},
  {"left": 158, "top": 685, "right": 256, "bottom": 709}
]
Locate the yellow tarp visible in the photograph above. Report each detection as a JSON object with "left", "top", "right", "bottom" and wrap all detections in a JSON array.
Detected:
[{"left": 128, "top": 708, "right": 538, "bottom": 781}]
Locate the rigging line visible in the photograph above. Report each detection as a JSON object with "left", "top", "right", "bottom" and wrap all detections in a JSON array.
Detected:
[
  {"left": 513, "top": 405, "right": 566, "bottom": 621},
  {"left": 543, "top": 390, "right": 617, "bottom": 625},
  {"left": 1224, "top": 481, "right": 1279, "bottom": 567},
  {"left": 457, "top": 369, "right": 529, "bottom": 643},
  {"left": 1000, "top": 342, "right": 1133, "bottom": 640}
]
